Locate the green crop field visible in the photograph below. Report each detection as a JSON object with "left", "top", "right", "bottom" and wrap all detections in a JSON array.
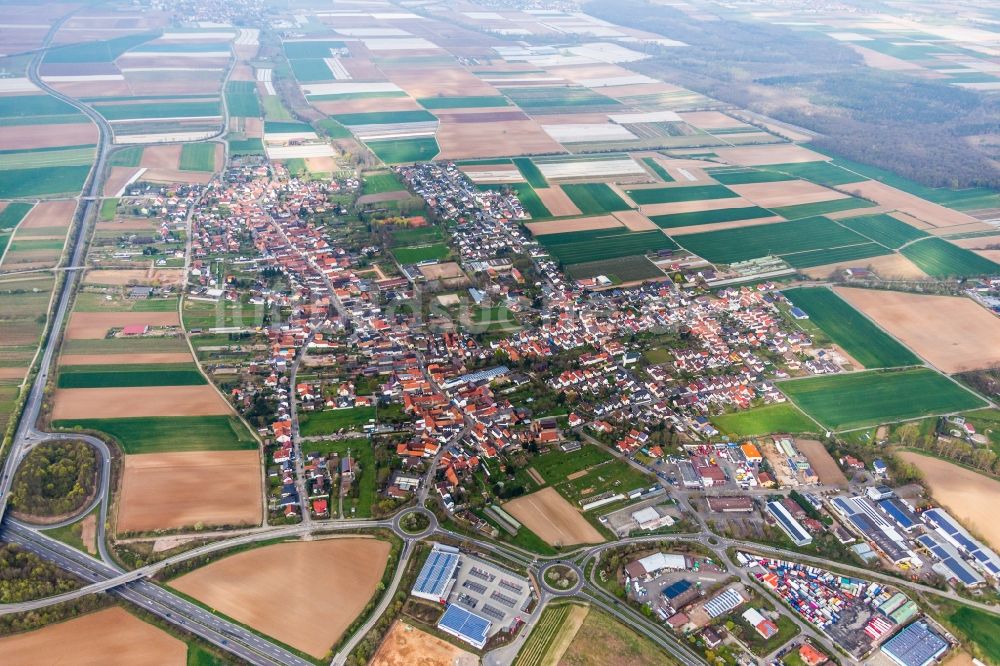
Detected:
[
  {"left": 625, "top": 184, "right": 737, "bottom": 205},
  {"left": 650, "top": 205, "right": 773, "bottom": 229},
  {"left": 264, "top": 121, "right": 312, "bottom": 134},
  {"left": 673, "top": 215, "right": 872, "bottom": 265},
  {"left": 708, "top": 168, "right": 797, "bottom": 185},
  {"left": 367, "top": 137, "right": 438, "bottom": 164},
  {"left": 334, "top": 110, "right": 436, "bottom": 126},
  {"left": 561, "top": 183, "right": 631, "bottom": 214},
  {"left": 44, "top": 33, "right": 157, "bottom": 63},
  {"left": 392, "top": 243, "right": 450, "bottom": 264},
  {"left": 502, "top": 86, "right": 622, "bottom": 110},
  {"left": 901, "top": 238, "right": 1000, "bottom": 277},
  {"left": 837, "top": 213, "right": 929, "bottom": 249},
  {"left": 564, "top": 256, "right": 664, "bottom": 283},
  {"left": 57, "top": 363, "right": 206, "bottom": 388},
  {"left": 417, "top": 96, "right": 510, "bottom": 109},
  {"left": 179, "top": 144, "right": 217, "bottom": 172},
  {"left": 0, "top": 95, "right": 81, "bottom": 120},
  {"left": 712, "top": 403, "right": 818, "bottom": 437},
  {"left": 361, "top": 171, "right": 404, "bottom": 194},
  {"left": 110, "top": 146, "right": 143, "bottom": 167},
  {"left": 0, "top": 203, "right": 32, "bottom": 230},
  {"left": 228, "top": 137, "right": 264, "bottom": 156},
  {"left": 782, "top": 287, "right": 920, "bottom": 368},
  {"left": 949, "top": 607, "right": 1000, "bottom": 664},
  {"left": 283, "top": 40, "right": 346, "bottom": 59},
  {"left": 288, "top": 59, "right": 333, "bottom": 82},
  {"left": 313, "top": 118, "right": 352, "bottom": 139},
  {"left": 0, "top": 165, "right": 91, "bottom": 198},
  {"left": 537, "top": 227, "right": 676, "bottom": 265},
  {"left": 513, "top": 158, "right": 547, "bottom": 188},
  {"left": 641, "top": 157, "right": 674, "bottom": 182},
  {"left": 95, "top": 101, "right": 221, "bottom": 121},
  {"left": 759, "top": 161, "right": 862, "bottom": 187},
  {"left": 780, "top": 368, "right": 987, "bottom": 430},
  {"left": 140, "top": 42, "right": 231, "bottom": 53},
  {"left": 782, "top": 243, "right": 890, "bottom": 269},
  {"left": 225, "top": 81, "right": 260, "bottom": 118},
  {"left": 479, "top": 183, "right": 550, "bottom": 219},
  {"left": 62, "top": 337, "right": 189, "bottom": 355},
  {"left": 54, "top": 415, "right": 256, "bottom": 454},
  {"left": 8, "top": 238, "right": 66, "bottom": 252},
  {"left": 0, "top": 145, "right": 94, "bottom": 170},
  {"left": 299, "top": 406, "right": 377, "bottom": 436},
  {"left": 261, "top": 95, "right": 293, "bottom": 121},
  {"left": 770, "top": 198, "right": 876, "bottom": 220}
]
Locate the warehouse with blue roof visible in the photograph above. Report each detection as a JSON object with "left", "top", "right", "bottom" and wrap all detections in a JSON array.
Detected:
[
  {"left": 437, "top": 604, "right": 492, "bottom": 649},
  {"left": 412, "top": 544, "right": 461, "bottom": 603},
  {"left": 880, "top": 621, "right": 948, "bottom": 666}
]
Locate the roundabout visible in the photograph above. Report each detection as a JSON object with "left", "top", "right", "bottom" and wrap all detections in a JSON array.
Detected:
[
  {"left": 392, "top": 507, "right": 437, "bottom": 539},
  {"left": 538, "top": 561, "right": 584, "bottom": 596}
]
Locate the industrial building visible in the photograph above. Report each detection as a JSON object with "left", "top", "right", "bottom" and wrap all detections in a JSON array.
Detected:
[
  {"left": 916, "top": 533, "right": 985, "bottom": 587},
  {"left": 923, "top": 508, "right": 1000, "bottom": 581},
  {"left": 437, "top": 604, "right": 491, "bottom": 649},
  {"left": 624, "top": 551, "right": 689, "bottom": 579},
  {"left": 880, "top": 621, "right": 948, "bottom": 666},
  {"left": 767, "top": 500, "right": 812, "bottom": 546},
  {"left": 703, "top": 587, "right": 745, "bottom": 618},
  {"left": 412, "top": 544, "right": 461, "bottom": 603}
]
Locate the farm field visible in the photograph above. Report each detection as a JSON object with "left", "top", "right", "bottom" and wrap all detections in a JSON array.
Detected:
[
  {"left": 117, "top": 450, "right": 262, "bottom": 532},
  {"left": 780, "top": 368, "right": 987, "bottom": 431},
  {"left": 536, "top": 227, "right": 675, "bottom": 265},
  {"left": 170, "top": 538, "right": 391, "bottom": 658},
  {"left": 362, "top": 171, "right": 404, "bottom": 195},
  {"left": 228, "top": 137, "right": 264, "bottom": 156},
  {"left": 900, "top": 238, "right": 1000, "bottom": 277},
  {"left": 708, "top": 167, "right": 796, "bottom": 185},
  {"left": 948, "top": 607, "right": 1000, "bottom": 665},
  {"left": 513, "top": 157, "right": 548, "bottom": 188},
  {"left": 673, "top": 215, "right": 880, "bottom": 265},
  {"left": 649, "top": 205, "right": 773, "bottom": 229},
  {"left": 770, "top": 198, "right": 876, "bottom": 220},
  {"left": 368, "top": 137, "right": 439, "bottom": 164},
  {"left": 795, "top": 439, "right": 848, "bottom": 486},
  {"left": 94, "top": 101, "right": 221, "bottom": 121},
  {"left": 833, "top": 288, "right": 1000, "bottom": 374},
  {"left": 0, "top": 165, "right": 91, "bottom": 198},
  {"left": 51, "top": 385, "right": 231, "bottom": 419},
  {"left": 56, "top": 363, "right": 206, "bottom": 388},
  {"left": 558, "top": 606, "right": 673, "bottom": 666},
  {"left": 62, "top": 336, "right": 189, "bottom": 355},
  {"left": 837, "top": 213, "right": 928, "bottom": 249},
  {"left": 0, "top": 203, "right": 33, "bottom": 230},
  {"left": 504, "top": 487, "right": 604, "bottom": 547},
  {"left": 225, "top": 80, "right": 260, "bottom": 118},
  {"left": 0, "top": 607, "right": 187, "bottom": 665},
  {"left": 392, "top": 243, "right": 450, "bottom": 264},
  {"left": 178, "top": 143, "right": 217, "bottom": 172},
  {"left": 333, "top": 110, "right": 436, "bottom": 126},
  {"left": 515, "top": 603, "right": 589, "bottom": 666},
  {"left": 561, "top": 183, "right": 631, "bottom": 214},
  {"left": 758, "top": 161, "right": 861, "bottom": 186},
  {"left": 65, "top": 310, "right": 179, "bottom": 339},
  {"left": 626, "top": 184, "right": 736, "bottom": 205},
  {"left": 502, "top": 86, "right": 622, "bottom": 111},
  {"left": 782, "top": 287, "right": 920, "bottom": 368},
  {"left": 372, "top": 621, "right": 478, "bottom": 666},
  {"left": 641, "top": 157, "right": 674, "bottom": 182},
  {"left": 417, "top": 96, "right": 509, "bottom": 109},
  {"left": 53, "top": 415, "right": 256, "bottom": 454},
  {"left": 711, "top": 403, "right": 817, "bottom": 437},
  {"left": 565, "top": 256, "right": 664, "bottom": 283},
  {"left": 898, "top": 452, "right": 1000, "bottom": 552}
]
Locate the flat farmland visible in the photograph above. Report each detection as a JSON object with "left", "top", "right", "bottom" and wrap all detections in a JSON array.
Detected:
[
  {"left": 504, "top": 487, "right": 604, "bottom": 547},
  {"left": 435, "top": 119, "right": 560, "bottom": 160},
  {"left": 117, "top": 450, "right": 262, "bottom": 532},
  {"left": 0, "top": 165, "right": 91, "bottom": 198},
  {"left": 94, "top": 101, "right": 221, "bottom": 121},
  {"left": 178, "top": 143, "right": 218, "bottom": 172},
  {"left": 534, "top": 187, "right": 581, "bottom": 217},
  {"left": 558, "top": 606, "right": 671, "bottom": 666},
  {"left": 796, "top": 439, "right": 848, "bottom": 486},
  {"left": 711, "top": 403, "right": 817, "bottom": 437},
  {"left": 729, "top": 180, "right": 846, "bottom": 209},
  {"left": 367, "top": 137, "right": 439, "bottom": 164},
  {"left": 770, "top": 197, "right": 876, "bottom": 220},
  {"left": 515, "top": 603, "right": 588, "bottom": 666},
  {"left": 333, "top": 110, "right": 436, "bottom": 126},
  {"left": 52, "top": 385, "right": 231, "bottom": 419},
  {"left": 901, "top": 238, "right": 1000, "bottom": 277},
  {"left": 480, "top": 183, "right": 550, "bottom": 219},
  {"left": 418, "top": 96, "right": 509, "bottom": 109},
  {"left": 758, "top": 161, "right": 861, "bottom": 186},
  {"left": 60, "top": 352, "right": 192, "bottom": 365},
  {"left": 565, "top": 256, "right": 664, "bottom": 283},
  {"left": 782, "top": 287, "right": 920, "bottom": 368},
  {"left": 673, "top": 215, "right": 878, "bottom": 265},
  {"left": 782, "top": 242, "right": 890, "bottom": 269},
  {"left": 225, "top": 80, "right": 259, "bottom": 117},
  {"left": 502, "top": 86, "right": 622, "bottom": 112},
  {"left": 525, "top": 215, "right": 622, "bottom": 236},
  {"left": 709, "top": 168, "right": 796, "bottom": 185},
  {"left": 57, "top": 363, "right": 206, "bottom": 388},
  {"left": 65, "top": 311, "right": 179, "bottom": 339},
  {"left": 0, "top": 607, "right": 186, "bottom": 665},
  {"left": 650, "top": 205, "right": 774, "bottom": 229},
  {"left": 898, "top": 452, "right": 1000, "bottom": 551},
  {"left": 372, "top": 621, "right": 478, "bottom": 666},
  {"left": 838, "top": 213, "right": 929, "bottom": 249},
  {"left": 171, "top": 538, "right": 391, "bottom": 658},
  {"left": 834, "top": 287, "right": 1000, "bottom": 374},
  {"left": 62, "top": 336, "right": 189, "bottom": 356},
  {"left": 0, "top": 94, "right": 81, "bottom": 120},
  {"left": 0, "top": 203, "right": 32, "bottom": 230},
  {"left": 780, "top": 368, "right": 986, "bottom": 431},
  {"left": 53, "top": 415, "right": 256, "bottom": 454},
  {"left": 537, "top": 227, "right": 676, "bottom": 265},
  {"left": 627, "top": 184, "right": 737, "bottom": 205},
  {"left": 561, "top": 183, "right": 631, "bottom": 214}
]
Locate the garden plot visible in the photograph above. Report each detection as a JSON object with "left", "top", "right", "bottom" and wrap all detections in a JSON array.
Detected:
[
  {"left": 536, "top": 157, "right": 645, "bottom": 180},
  {"left": 542, "top": 123, "right": 637, "bottom": 143}
]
